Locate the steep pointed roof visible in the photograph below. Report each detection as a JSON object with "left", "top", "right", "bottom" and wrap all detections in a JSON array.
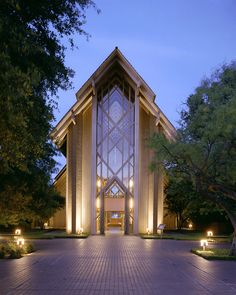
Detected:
[
  {"left": 75, "top": 46, "right": 156, "bottom": 101},
  {"left": 51, "top": 47, "right": 176, "bottom": 146}
]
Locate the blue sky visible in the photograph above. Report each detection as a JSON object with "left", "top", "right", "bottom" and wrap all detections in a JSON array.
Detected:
[{"left": 54, "top": 0, "right": 236, "bottom": 171}]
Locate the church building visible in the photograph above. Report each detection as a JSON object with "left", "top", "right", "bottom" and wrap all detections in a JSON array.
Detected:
[{"left": 51, "top": 48, "right": 176, "bottom": 235}]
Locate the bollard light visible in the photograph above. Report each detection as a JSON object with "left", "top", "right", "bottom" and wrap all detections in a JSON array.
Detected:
[
  {"left": 16, "top": 238, "right": 25, "bottom": 247},
  {"left": 207, "top": 231, "right": 213, "bottom": 237},
  {"left": 147, "top": 228, "right": 150, "bottom": 235},
  {"left": 200, "top": 239, "right": 208, "bottom": 251},
  {"left": 189, "top": 223, "right": 193, "bottom": 230},
  {"left": 15, "top": 229, "right": 21, "bottom": 235}
]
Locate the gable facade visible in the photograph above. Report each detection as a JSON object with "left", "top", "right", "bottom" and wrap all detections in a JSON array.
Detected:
[{"left": 51, "top": 48, "right": 176, "bottom": 234}]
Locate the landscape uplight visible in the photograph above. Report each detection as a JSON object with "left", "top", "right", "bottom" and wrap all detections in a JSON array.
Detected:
[
  {"left": 200, "top": 239, "right": 208, "bottom": 251},
  {"left": 78, "top": 228, "right": 83, "bottom": 235}
]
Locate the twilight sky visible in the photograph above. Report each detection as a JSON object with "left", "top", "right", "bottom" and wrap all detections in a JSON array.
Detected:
[{"left": 53, "top": 0, "right": 236, "bottom": 171}]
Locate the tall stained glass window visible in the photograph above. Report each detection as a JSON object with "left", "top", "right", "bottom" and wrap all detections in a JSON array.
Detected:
[{"left": 96, "top": 76, "right": 135, "bottom": 190}]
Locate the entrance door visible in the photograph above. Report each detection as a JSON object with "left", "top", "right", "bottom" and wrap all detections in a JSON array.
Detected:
[
  {"left": 96, "top": 176, "right": 133, "bottom": 235},
  {"left": 104, "top": 182, "right": 125, "bottom": 233}
]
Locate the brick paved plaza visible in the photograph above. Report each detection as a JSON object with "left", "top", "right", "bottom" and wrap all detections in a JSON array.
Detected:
[{"left": 0, "top": 235, "right": 236, "bottom": 294}]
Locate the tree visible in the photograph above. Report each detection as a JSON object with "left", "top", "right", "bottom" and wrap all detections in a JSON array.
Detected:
[
  {"left": 0, "top": 1, "right": 96, "bottom": 226},
  {"left": 149, "top": 63, "right": 236, "bottom": 255},
  {"left": 165, "top": 174, "right": 230, "bottom": 231},
  {"left": 164, "top": 177, "right": 198, "bottom": 230}
]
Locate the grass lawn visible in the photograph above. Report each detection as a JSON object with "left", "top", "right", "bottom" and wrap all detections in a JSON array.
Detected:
[
  {"left": 191, "top": 248, "right": 236, "bottom": 260},
  {"left": 0, "top": 230, "right": 88, "bottom": 240},
  {"left": 141, "top": 231, "right": 231, "bottom": 242}
]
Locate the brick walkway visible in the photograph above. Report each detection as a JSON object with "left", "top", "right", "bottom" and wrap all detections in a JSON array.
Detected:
[{"left": 0, "top": 235, "right": 236, "bottom": 294}]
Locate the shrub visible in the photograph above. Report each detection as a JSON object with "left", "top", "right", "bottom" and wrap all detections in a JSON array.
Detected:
[
  {"left": 0, "top": 239, "right": 35, "bottom": 259},
  {"left": 23, "top": 243, "right": 35, "bottom": 254},
  {"left": 0, "top": 244, "right": 7, "bottom": 258},
  {"left": 7, "top": 240, "right": 23, "bottom": 259}
]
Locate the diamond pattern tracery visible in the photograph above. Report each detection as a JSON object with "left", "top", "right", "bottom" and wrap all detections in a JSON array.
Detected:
[{"left": 96, "top": 77, "right": 135, "bottom": 189}]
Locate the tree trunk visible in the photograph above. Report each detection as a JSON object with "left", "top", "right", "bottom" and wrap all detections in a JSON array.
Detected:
[
  {"left": 218, "top": 204, "right": 236, "bottom": 256},
  {"left": 229, "top": 231, "right": 236, "bottom": 256}
]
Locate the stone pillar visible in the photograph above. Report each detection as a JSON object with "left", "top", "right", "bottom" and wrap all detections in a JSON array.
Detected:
[
  {"left": 90, "top": 95, "right": 97, "bottom": 234},
  {"left": 134, "top": 89, "right": 140, "bottom": 234},
  {"left": 148, "top": 115, "right": 155, "bottom": 234},
  {"left": 124, "top": 193, "right": 129, "bottom": 235},
  {"left": 100, "top": 191, "right": 104, "bottom": 234},
  {"left": 157, "top": 166, "right": 164, "bottom": 226},
  {"left": 66, "top": 123, "right": 77, "bottom": 234},
  {"left": 153, "top": 170, "right": 158, "bottom": 234},
  {"left": 75, "top": 114, "right": 83, "bottom": 233}
]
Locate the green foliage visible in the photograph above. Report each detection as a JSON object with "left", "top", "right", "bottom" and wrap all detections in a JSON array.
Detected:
[
  {"left": 0, "top": 1, "right": 95, "bottom": 226},
  {"left": 0, "top": 244, "right": 7, "bottom": 258},
  {"left": 164, "top": 175, "right": 228, "bottom": 230},
  {"left": 164, "top": 177, "right": 195, "bottom": 229},
  {"left": 149, "top": 63, "right": 236, "bottom": 235},
  {"left": 0, "top": 240, "right": 35, "bottom": 259}
]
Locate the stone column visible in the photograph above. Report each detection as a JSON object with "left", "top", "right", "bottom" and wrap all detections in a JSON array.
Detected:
[
  {"left": 90, "top": 95, "right": 97, "bottom": 234},
  {"left": 157, "top": 166, "right": 164, "bottom": 226},
  {"left": 153, "top": 170, "right": 158, "bottom": 234},
  {"left": 75, "top": 114, "right": 83, "bottom": 233},
  {"left": 66, "top": 123, "right": 78, "bottom": 234},
  {"left": 100, "top": 191, "right": 104, "bottom": 234},
  {"left": 134, "top": 89, "right": 140, "bottom": 234},
  {"left": 124, "top": 192, "right": 129, "bottom": 235}
]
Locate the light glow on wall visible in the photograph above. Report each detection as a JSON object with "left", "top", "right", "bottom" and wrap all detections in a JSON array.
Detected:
[
  {"left": 76, "top": 213, "right": 81, "bottom": 234},
  {"left": 96, "top": 197, "right": 100, "bottom": 209},
  {"left": 66, "top": 211, "right": 72, "bottom": 234},
  {"left": 129, "top": 179, "right": 133, "bottom": 189},
  {"left": 129, "top": 198, "right": 133, "bottom": 209},
  {"left": 97, "top": 179, "right": 101, "bottom": 188}
]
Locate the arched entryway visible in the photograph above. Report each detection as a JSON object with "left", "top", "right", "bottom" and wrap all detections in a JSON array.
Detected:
[{"left": 97, "top": 176, "right": 133, "bottom": 234}]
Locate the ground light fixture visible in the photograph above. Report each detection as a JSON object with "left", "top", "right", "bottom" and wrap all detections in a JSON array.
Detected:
[
  {"left": 146, "top": 228, "right": 150, "bottom": 235},
  {"left": 78, "top": 228, "right": 83, "bottom": 235},
  {"left": 189, "top": 223, "right": 193, "bottom": 230},
  {"left": 16, "top": 238, "right": 25, "bottom": 247},
  {"left": 15, "top": 229, "right": 21, "bottom": 235},
  {"left": 207, "top": 230, "right": 213, "bottom": 237},
  {"left": 200, "top": 239, "right": 208, "bottom": 251}
]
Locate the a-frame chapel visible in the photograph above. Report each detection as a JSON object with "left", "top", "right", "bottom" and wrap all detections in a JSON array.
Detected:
[{"left": 51, "top": 47, "right": 176, "bottom": 235}]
